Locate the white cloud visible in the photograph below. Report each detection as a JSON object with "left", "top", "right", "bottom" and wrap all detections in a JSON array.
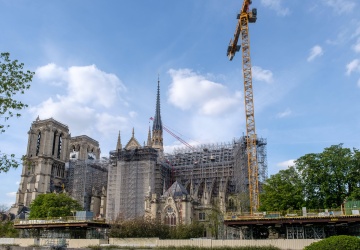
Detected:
[
  {"left": 167, "top": 69, "right": 242, "bottom": 116},
  {"left": 6, "top": 192, "right": 16, "bottom": 197},
  {"left": 36, "top": 64, "right": 126, "bottom": 108},
  {"left": 261, "top": 0, "right": 290, "bottom": 16},
  {"left": 31, "top": 64, "right": 129, "bottom": 136},
  {"left": 276, "top": 159, "right": 295, "bottom": 169},
  {"left": 346, "top": 59, "right": 360, "bottom": 75},
  {"left": 95, "top": 113, "right": 128, "bottom": 136},
  {"left": 36, "top": 63, "right": 67, "bottom": 86},
  {"left": 307, "top": 45, "right": 323, "bottom": 62},
  {"left": 252, "top": 66, "right": 274, "bottom": 83},
  {"left": 277, "top": 108, "right": 292, "bottom": 118},
  {"left": 322, "top": 0, "right": 356, "bottom": 14},
  {"left": 67, "top": 65, "right": 126, "bottom": 108}
]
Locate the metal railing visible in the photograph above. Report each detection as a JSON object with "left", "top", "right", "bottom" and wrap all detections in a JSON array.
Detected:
[
  {"left": 14, "top": 216, "right": 106, "bottom": 225},
  {"left": 224, "top": 208, "right": 348, "bottom": 221}
]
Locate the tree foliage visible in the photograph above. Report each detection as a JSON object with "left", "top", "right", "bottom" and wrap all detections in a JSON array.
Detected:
[
  {"left": 304, "top": 235, "right": 360, "bottom": 250},
  {"left": 109, "top": 217, "right": 204, "bottom": 239},
  {"left": 0, "top": 52, "right": 34, "bottom": 173},
  {"left": 0, "top": 221, "right": 18, "bottom": 238},
  {"left": 0, "top": 204, "right": 18, "bottom": 238},
  {"left": 29, "top": 193, "right": 82, "bottom": 219},
  {"left": 169, "top": 222, "right": 204, "bottom": 239},
  {"left": 260, "top": 166, "right": 304, "bottom": 211},
  {"left": 260, "top": 144, "right": 360, "bottom": 211}
]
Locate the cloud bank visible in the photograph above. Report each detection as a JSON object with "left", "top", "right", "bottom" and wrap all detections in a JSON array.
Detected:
[
  {"left": 32, "top": 64, "right": 129, "bottom": 136},
  {"left": 167, "top": 68, "right": 242, "bottom": 116}
]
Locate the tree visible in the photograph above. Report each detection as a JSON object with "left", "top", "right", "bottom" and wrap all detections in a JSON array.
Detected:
[
  {"left": 296, "top": 144, "right": 355, "bottom": 208},
  {"left": 260, "top": 144, "right": 360, "bottom": 211},
  {"left": 0, "top": 204, "right": 18, "bottom": 238},
  {"left": 0, "top": 52, "right": 34, "bottom": 173},
  {"left": 29, "top": 193, "right": 82, "bottom": 219},
  {"left": 348, "top": 148, "right": 360, "bottom": 200},
  {"left": 207, "top": 207, "right": 222, "bottom": 239},
  {"left": 260, "top": 166, "right": 305, "bottom": 211}
]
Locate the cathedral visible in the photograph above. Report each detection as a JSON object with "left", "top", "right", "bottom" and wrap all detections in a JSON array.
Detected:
[{"left": 12, "top": 79, "right": 267, "bottom": 237}]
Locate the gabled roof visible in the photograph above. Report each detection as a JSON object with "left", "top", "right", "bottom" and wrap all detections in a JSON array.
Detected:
[
  {"left": 125, "top": 128, "right": 141, "bottom": 150},
  {"left": 163, "top": 181, "right": 189, "bottom": 198}
]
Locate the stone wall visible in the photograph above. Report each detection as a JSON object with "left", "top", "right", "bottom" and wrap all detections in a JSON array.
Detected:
[{"left": 0, "top": 237, "right": 320, "bottom": 250}]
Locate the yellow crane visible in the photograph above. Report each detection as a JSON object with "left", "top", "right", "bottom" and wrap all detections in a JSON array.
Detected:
[{"left": 227, "top": 0, "right": 259, "bottom": 214}]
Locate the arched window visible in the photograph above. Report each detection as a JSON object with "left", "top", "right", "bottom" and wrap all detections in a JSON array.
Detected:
[
  {"left": 52, "top": 131, "right": 57, "bottom": 155},
  {"left": 228, "top": 198, "right": 236, "bottom": 211},
  {"left": 164, "top": 206, "right": 176, "bottom": 227},
  {"left": 229, "top": 198, "right": 234, "bottom": 208},
  {"left": 36, "top": 132, "right": 41, "bottom": 156},
  {"left": 57, "top": 134, "right": 62, "bottom": 159}
]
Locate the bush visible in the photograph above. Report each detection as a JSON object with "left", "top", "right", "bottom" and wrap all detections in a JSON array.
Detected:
[
  {"left": 109, "top": 217, "right": 204, "bottom": 239},
  {"left": 157, "top": 247, "right": 280, "bottom": 250},
  {"left": 109, "top": 217, "right": 170, "bottom": 239},
  {"left": 304, "top": 235, "right": 360, "bottom": 250},
  {"left": 0, "top": 221, "right": 19, "bottom": 238}
]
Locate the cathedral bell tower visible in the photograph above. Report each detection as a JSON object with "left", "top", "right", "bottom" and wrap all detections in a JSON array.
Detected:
[
  {"left": 15, "top": 118, "right": 71, "bottom": 208},
  {"left": 151, "top": 78, "right": 164, "bottom": 153}
]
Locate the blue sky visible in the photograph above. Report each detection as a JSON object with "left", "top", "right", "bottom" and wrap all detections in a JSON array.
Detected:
[{"left": 1, "top": 0, "right": 360, "bottom": 208}]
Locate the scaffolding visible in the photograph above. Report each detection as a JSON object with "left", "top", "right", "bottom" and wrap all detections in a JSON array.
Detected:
[
  {"left": 164, "top": 136, "right": 267, "bottom": 212},
  {"left": 65, "top": 159, "right": 108, "bottom": 211},
  {"left": 105, "top": 136, "right": 266, "bottom": 220},
  {"left": 107, "top": 147, "right": 170, "bottom": 221}
]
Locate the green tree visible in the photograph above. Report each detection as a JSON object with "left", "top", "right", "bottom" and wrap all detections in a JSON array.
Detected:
[
  {"left": 207, "top": 207, "right": 222, "bottom": 239},
  {"left": 260, "top": 166, "right": 304, "bottom": 211},
  {"left": 348, "top": 148, "right": 360, "bottom": 201},
  {"left": 0, "top": 221, "right": 19, "bottom": 238},
  {"left": 29, "top": 193, "right": 82, "bottom": 219},
  {"left": 260, "top": 144, "right": 360, "bottom": 211},
  {"left": 0, "top": 52, "right": 34, "bottom": 173},
  {"left": 296, "top": 144, "right": 355, "bottom": 208},
  {"left": 0, "top": 204, "right": 18, "bottom": 237},
  {"left": 109, "top": 216, "right": 204, "bottom": 239}
]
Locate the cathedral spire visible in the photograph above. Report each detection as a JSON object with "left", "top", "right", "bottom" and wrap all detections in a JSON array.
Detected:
[
  {"left": 116, "top": 131, "right": 122, "bottom": 150},
  {"left": 153, "top": 76, "right": 162, "bottom": 132},
  {"left": 151, "top": 77, "right": 164, "bottom": 152}
]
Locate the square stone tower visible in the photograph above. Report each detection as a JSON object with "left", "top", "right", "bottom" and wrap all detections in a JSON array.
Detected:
[{"left": 14, "top": 117, "right": 71, "bottom": 209}]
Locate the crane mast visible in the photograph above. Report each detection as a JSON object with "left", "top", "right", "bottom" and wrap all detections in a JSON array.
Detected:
[{"left": 227, "top": 0, "right": 259, "bottom": 214}]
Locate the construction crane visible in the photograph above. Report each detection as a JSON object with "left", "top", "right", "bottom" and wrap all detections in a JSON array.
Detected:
[
  {"left": 150, "top": 117, "right": 195, "bottom": 150},
  {"left": 227, "top": 0, "right": 259, "bottom": 214}
]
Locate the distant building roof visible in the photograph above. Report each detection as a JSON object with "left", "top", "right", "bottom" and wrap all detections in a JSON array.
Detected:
[{"left": 163, "top": 181, "right": 188, "bottom": 198}]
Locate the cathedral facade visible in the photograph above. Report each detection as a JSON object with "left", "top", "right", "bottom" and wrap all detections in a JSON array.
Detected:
[{"left": 12, "top": 79, "right": 267, "bottom": 237}]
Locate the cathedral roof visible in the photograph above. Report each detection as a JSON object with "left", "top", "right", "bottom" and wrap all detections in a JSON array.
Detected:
[
  {"left": 163, "top": 181, "right": 189, "bottom": 198},
  {"left": 125, "top": 128, "right": 141, "bottom": 150}
]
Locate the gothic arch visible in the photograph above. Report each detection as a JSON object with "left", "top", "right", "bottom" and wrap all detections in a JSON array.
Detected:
[
  {"left": 163, "top": 206, "right": 177, "bottom": 227},
  {"left": 57, "top": 133, "right": 63, "bottom": 159},
  {"left": 52, "top": 130, "right": 58, "bottom": 156},
  {"left": 36, "top": 130, "right": 41, "bottom": 156}
]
